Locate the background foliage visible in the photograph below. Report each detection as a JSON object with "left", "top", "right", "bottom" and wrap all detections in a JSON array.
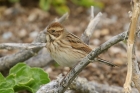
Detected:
[{"left": 6, "top": 0, "right": 103, "bottom": 15}]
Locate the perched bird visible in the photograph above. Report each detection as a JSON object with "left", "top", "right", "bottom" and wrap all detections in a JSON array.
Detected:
[{"left": 45, "top": 22, "right": 115, "bottom": 67}]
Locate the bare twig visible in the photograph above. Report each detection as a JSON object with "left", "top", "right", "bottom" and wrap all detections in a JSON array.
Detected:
[
  {"left": 25, "top": 48, "right": 53, "bottom": 67},
  {"left": 69, "top": 77, "right": 139, "bottom": 93},
  {"left": 69, "top": 77, "right": 97, "bottom": 93},
  {"left": 0, "top": 43, "right": 52, "bottom": 68},
  {"left": 0, "top": 43, "right": 46, "bottom": 50},
  {"left": 124, "top": 0, "right": 140, "bottom": 92},
  {"left": 93, "top": 81, "right": 138, "bottom": 93},
  {"left": 81, "top": 6, "right": 102, "bottom": 44},
  {"left": 91, "top": 6, "right": 94, "bottom": 18},
  {"left": 55, "top": 13, "right": 69, "bottom": 23},
  {"left": 132, "top": 53, "right": 140, "bottom": 92}
]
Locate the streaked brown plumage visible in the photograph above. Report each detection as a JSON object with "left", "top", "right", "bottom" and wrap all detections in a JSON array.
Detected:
[{"left": 46, "top": 22, "right": 115, "bottom": 67}]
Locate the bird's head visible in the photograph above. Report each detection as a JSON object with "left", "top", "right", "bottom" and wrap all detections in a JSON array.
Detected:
[{"left": 46, "top": 22, "right": 64, "bottom": 42}]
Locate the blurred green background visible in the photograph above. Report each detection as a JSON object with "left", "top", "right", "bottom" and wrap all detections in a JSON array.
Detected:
[{"left": 0, "top": 0, "right": 103, "bottom": 15}]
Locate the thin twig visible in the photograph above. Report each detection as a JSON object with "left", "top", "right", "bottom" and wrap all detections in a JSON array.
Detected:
[
  {"left": 81, "top": 6, "right": 102, "bottom": 44},
  {"left": 91, "top": 6, "right": 94, "bottom": 18},
  {"left": 0, "top": 43, "right": 46, "bottom": 50}
]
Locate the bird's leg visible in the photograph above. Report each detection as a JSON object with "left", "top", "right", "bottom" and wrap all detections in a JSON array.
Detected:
[{"left": 60, "top": 67, "right": 71, "bottom": 85}]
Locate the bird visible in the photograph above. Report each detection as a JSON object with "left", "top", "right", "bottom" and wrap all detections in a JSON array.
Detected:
[{"left": 45, "top": 22, "right": 116, "bottom": 68}]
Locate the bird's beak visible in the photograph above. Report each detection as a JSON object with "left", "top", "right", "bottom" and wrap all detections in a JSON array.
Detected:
[{"left": 44, "top": 31, "right": 49, "bottom": 35}]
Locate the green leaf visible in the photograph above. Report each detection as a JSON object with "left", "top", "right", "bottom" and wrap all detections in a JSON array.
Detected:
[
  {"left": 6, "top": 74, "right": 16, "bottom": 87},
  {"left": 15, "top": 65, "right": 31, "bottom": 84},
  {"left": 0, "top": 75, "right": 15, "bottom": 89},
  {"left": 29, "top": 68, "right": 50, "bottom": 92},
  {"left": 39, "top": 0, "right": 51, "bottom": 11},
  {"left": 55, "top": 5, "right": 69, "bottom": 15},
  {"left": 72, "top": 0, "right": 104, "bottom": 8},
  {"left": 14, "top": 85, "right": 33, "bottom": 93},
  {"left": 0, "top": 63, "right": 50, "bottom": 93},
  {"left": 0, "top": 73, "right": 5, "bottom": 83},
  {"left": 0, "top": 82, "right": 11, "bottom": 89},
  {"left": 9, "top": 63, "right": 27, "bottom": 74},
  {"left": 0, "top": 88, "right": 14, "bottom": 93},
  {"left": 14, "top": 76, "right": 34, "bottom": 92}
]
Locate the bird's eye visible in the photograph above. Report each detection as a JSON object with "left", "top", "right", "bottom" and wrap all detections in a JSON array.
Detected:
[{"left": 51, "top": 30, "right": 55, "bottom": 33}]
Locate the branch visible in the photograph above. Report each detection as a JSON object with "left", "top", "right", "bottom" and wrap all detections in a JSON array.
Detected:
[
  {"left": 0, "top": 43, "right": 52, "bottom": 68},
  {"left": 69, "top": 77, "right": 97, "bottom": 93},
  {"left": 0, "top": 13, "right": 69, "bottom": 72},
  {"left": 69, "top": 77, "right": 139, "bottom": 93},
  {"left": 131, "top": 30, "right": 140, "bottom": 92},
  {"left": 132, "top": 52, "right": 140, "bottom": 92},
  {"left": 37, "top": 76, "right": 139, "bottom": 93},
  {"left": 36, "top": 31, "right": 127, "bottom": 93},
  {"left": 124, "top": 0, "right": 140, "bottom": 92},
  {"left": 81, "top": 6, "right": 102, "bottom": 44},
  {"left": 25, "top": 48, "right": 53, "bottom": 67},
  {"left": 0, "top": 43, "right": 46, "bottom": 50}
]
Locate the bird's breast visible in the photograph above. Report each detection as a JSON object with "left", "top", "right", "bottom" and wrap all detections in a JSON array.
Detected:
[{"left": 46, "top": 40, "right": 86, "bottom": 67}]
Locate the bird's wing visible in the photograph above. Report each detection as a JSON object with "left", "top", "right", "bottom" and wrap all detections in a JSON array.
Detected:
[
  {"left": 66, "top": 32, "right": 92, "bottom": 53},
  {"left": 65, "top": 30, "right": 116, "bottom": 67}
]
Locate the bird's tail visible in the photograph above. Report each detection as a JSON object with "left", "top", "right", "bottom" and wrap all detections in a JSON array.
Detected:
[{"left": 95, "top": 57, "right": 116, "bottom": 67}]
